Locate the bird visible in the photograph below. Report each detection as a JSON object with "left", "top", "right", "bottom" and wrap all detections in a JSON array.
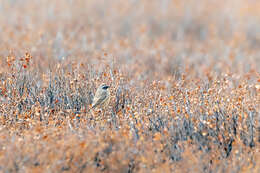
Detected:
[{"left": 91, "top": 83, "right": 110, "bottom": 109}]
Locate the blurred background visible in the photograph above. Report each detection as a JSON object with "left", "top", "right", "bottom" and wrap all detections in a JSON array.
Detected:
[{"left": 0, "top": 0, "right": 260, "bottom": 60}]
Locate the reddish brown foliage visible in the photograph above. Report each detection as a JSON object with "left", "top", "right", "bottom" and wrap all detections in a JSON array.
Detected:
[{"left": 0, "top": 0, "right": 259, "bottom": 172}]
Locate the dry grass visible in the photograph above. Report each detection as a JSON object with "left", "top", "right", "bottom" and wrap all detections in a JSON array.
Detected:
[{"left": 0, "top": 0, "right": 259, "bottom": 172}]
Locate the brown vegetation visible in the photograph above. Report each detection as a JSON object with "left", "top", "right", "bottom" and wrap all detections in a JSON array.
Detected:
[{"left": 0, "top": 0, "right": 259, "bottom": 172}]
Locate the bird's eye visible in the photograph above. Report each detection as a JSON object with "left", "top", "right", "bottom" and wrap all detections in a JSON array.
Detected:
[{"left": 102, "top": 86, "right": 109, "bottom": 89}]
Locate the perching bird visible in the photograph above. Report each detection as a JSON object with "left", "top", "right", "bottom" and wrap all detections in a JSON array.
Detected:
[{"left": 91, "top": 84, "right": 110, "bottom": 109}]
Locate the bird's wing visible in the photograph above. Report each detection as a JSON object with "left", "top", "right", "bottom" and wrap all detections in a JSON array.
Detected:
[{"left": 92, "top": 92, "right": 107, "bottom": 108}]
